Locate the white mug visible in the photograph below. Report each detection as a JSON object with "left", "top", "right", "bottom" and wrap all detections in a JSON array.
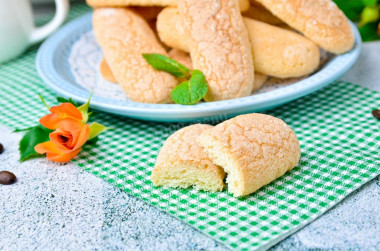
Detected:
[{"left": 0, "top": 0, "right": 69, "bottom": 63}]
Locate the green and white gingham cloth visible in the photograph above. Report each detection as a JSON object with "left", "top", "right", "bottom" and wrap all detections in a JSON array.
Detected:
[{"left": 0, "top": 3, "right": 379, "bottom": 250}]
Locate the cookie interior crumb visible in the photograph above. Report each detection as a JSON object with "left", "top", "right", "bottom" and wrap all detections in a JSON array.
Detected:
[
  {"left": 151, "top": 124, "right": 225, "bottom": 192},
  {"left": 152, "top": 162, "right": 225, "bottom": 192}
]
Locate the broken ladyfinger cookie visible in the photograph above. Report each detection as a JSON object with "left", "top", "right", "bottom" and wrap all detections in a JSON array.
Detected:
[
  {"left": 152, "top": 124, "right": 226, "bottom": 192},
  {"left": 198, "top": 113, "right": 301, "bottom": 197}
]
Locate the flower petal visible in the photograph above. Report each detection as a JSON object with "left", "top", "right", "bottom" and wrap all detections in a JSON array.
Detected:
[
  {"left": 50, "top": 103, "right": 83, "bottom": 120},
  {"left": 49, "top": 128, "right": 73, "bottom": 151},
  {"left": 46, "top": 148, "right": 82, "bottom": 163},
  {"left": 55, "top": 119, "right": 84, "bottom": 148},
  {"left": 35, "top": 141, "right": 61, "bottom": 155},
  {"left": 73, "top": 124, "right": 90, "bottom": 150},
  {"left": 39, "top": 103, "right": 83, "bottom": 130},
  {"left": 39, "top": 113, "right": 61, "bottom": 130}
]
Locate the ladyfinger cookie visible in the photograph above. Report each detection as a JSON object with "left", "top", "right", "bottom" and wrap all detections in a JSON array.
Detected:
[
  {"left": 93, "top": 8, "right": 177, "bottom": 103},
  {"left": 99, "top": 58, "right": 117, "bottom": 83},
  {"left": 198, "top": 113, "right": 301, "bottom": 197},
  {"left": 254, "top": 0, "right": 354, "bottom": 54},
  {"left": 157, "top": 7, "right": 320, "bottom": 78},
  {"left": 252, "top": 72, "right": 267, "bottom": 91},
  {"left": 87, "top": 0, "right": 250, "bottom": 12},
  {"left": 178, "top": 0, "right": 255, "bottom": 101},
  {"left": 152, "top": 124, "right": 226, "bottom": 192},
  {"left": 244, "top": 18, "right": 320, "bottom": 78},
  {"left": 156, "top": 7, "right": 189, "bottom": 52}
]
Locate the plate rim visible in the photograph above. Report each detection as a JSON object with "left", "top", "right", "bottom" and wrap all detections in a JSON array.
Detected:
[{"left": 36, "top": 12, "right": 362, "bottom": 121}]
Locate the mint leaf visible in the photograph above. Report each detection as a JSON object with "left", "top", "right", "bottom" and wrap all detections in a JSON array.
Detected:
[
  {"left": 143, "top": 53, "right": 191, "bottom": 78},
  {"left": 88, "top": 122, "right": 110, "bottom": 140},
  {"left": 57, "top": 97, "right": 78, "bottom": 107},
  {"left": 171, "top": 81, "right": 192, "bottom": 105},
  {"left": 19, "top": 125, "right": 52, "bottom": 162},
  {"left": 171, "top": 70, "right": 208, "bottom": 105}
]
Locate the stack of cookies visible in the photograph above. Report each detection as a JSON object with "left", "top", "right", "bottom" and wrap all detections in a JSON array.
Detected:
[{"left": 88, "top": 0, "right": 354, "bottom": 104}]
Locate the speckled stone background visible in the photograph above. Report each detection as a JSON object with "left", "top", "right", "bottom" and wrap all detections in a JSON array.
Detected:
[{"left": 0, "top": 6, "right": 379, "bottom": 250}]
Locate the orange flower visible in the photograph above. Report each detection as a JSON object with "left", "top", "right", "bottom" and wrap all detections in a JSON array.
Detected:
[
  {"left": 40, "top": 103, "right": 83, "bottom": 130},
  {"left": 35, "top": 119, "right": 90, "bottom": 162}
]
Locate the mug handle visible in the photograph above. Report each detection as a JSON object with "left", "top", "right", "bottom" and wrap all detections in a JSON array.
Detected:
[{"left": 29, "top": 0, "right": 70, "bottom": 44}]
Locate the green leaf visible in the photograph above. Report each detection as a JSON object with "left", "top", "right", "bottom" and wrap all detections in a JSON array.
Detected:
[
  {"left": 87, "top": 136, "right": 99, "bottom": 145},
  {"left": 19, "top": 125, "right": 52, "bottom": 162},
  {"left": 78, "top": 93, "right": 93, "bottom": 123},
  {"left": 142, "top": 53, "right": 191, "bottom": 78},
  {"left": 360, "top": 6, "right": 379, "bottom": 26},
  {"left": 88, "top": 122, "right": 110, "bottom": 140},
  {"left": 333, "top": 0, "right": 365, "bottom": 21},
  {"left": 13, "top": 126, "right": 36, "bottom": 133},
  {"left": 359, "top": 21, "right": 380, "bottom": 41},
  {"left": 171, "top": 81, "right": 192, "bottom": 104},
  {"left": 56, "top": 97, "right": 78, "bottom": 107},
  {"left": 171, "top": 70, "right": 208, "bottom": 105},
  {"left": 363, "top": 0, "right": 377, "bottom": 7}
]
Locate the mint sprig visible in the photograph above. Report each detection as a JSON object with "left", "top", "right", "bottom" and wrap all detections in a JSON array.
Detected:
[
  {"left": 143, "top": 54, "right": 208, "bottom": 105},
  {"left": 143, "top": 53, "right": 191, "bottom": 79}
]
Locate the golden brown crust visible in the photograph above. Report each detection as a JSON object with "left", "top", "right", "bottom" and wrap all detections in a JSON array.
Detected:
[
  {"left": 198, "top": 113, "right": 301, "bottom": 197},
  {"left": 93, "top": 8, "right": 177, "bottom": 103},
  {"left": 152, "top": 124, "right": 226, "bottom": 192},
  {"left": 157, "top": 8, "right": 320, "bottom": 78},
  {"left": 179, "top": 0, "right": 254, "bottom": 101},
  {"left": 99, "top": 58, "right": 117, "bottom": 83},
  {"left": 87, "top": 0, "right": 250, "bottom": 11},
  {"left": 255, "top": 0, "right": 354, "bottom": 54}
]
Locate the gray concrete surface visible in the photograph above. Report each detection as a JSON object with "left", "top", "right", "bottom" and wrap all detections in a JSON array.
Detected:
[{"left": 0, "top": 43, "right": 379, "bottom": 251}]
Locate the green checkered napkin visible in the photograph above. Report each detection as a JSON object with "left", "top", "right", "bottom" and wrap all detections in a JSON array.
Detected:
[{"left": 1, "top": 3, "right": 379, "bottom": 250}]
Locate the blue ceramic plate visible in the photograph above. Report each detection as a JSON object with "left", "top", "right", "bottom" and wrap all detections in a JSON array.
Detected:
[{"left": 36, "top": 13, "right": 361, "bottom": 122}]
